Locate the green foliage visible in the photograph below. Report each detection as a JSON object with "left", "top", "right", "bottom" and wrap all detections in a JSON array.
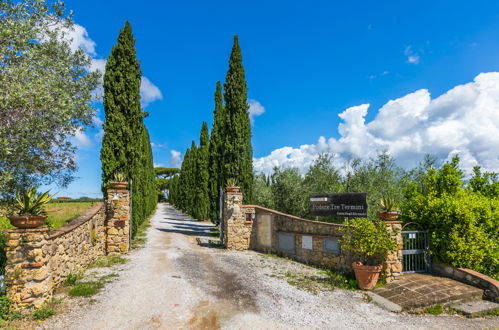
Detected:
[
  {"left": 469, "top": 166, "right": 499, "bottom": 198},
  {"left": 271, "top": 168, "right": 304, "bottom": 216},
  {"left": 222, "top": 35, "right": 254, "bottom": 204},
  {"left": 65, "top": 273, "right": 83, "bottom": 286},
  {"left": 154, "top": 168, "right": 180, "bottom": 178},
  {"left": 340, "top": 218, "right": 397, "bottom": 265},
  {"left": 423, "top": 304, "right": 445, "bottom": 315},
  {"left": 88, "top": 256, "right": 127, "bottom": 268},
  {"left": 207, "top": 81, "right": 225, "bottom": 223},
  {"left": 68, "top": 281, "right": 104, "bottom": 297},
  {"left": 253, "top": 173, "right": 275, "bottom": 209},
  {"left": 402, "top": 156, "right": 499, "bottom": 279},
  {"left": 320, "top": 269, "right": 358, "bottom": 290},
  {"left": 100, "top": 22, "right": 156, "bottom": 234},
  {"left": 112, "top": 172, "right": 126, "bottom": 182},
  {"left": 380, "top": 197, "right": 398, "bottom": 212},
  {"left": 11, "top": 187, "right": 55, "bottom": 216},
  {"left": 0, "top": 296, "right": 11, "bottom": 320},
  {"left": 32, "top": 305, "right": 54, "bottom": 320},
  {"left": 193, "top": 122, "right": 210, "bottom": 220},
  {"left": 0, "top": 0, "right": 100, "bottom": 200}
]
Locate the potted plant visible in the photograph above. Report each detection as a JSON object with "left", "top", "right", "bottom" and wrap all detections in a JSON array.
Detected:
[
  {"left": 7, "top": 187, "right": 55, "bottom": 229},
  {"left": 226, "top": 178, "right": 240, "bottom": 192},
  {"left": 377, "top": 197, "right": 400, "bottom": 221},
  {"left": 340, "top": 218, "right": 397, "bottom": 290},
  {"left": 109, "top": 172, "right": 128, "bottom": 189}
]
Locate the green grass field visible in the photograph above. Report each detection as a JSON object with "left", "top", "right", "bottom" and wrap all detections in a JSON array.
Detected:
[{"left": 0, "top": 202, "right": 96, "bottom": 231}]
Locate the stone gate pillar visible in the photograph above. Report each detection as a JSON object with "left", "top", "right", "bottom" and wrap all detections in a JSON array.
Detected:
[
  {"left": 106, "top": 186, "right": 130, "bottom": 256},
  {"left": 223, "top": 186, "right": 251, "bottom": 250},
  {"left": 382, "top": 220, "right": 403, "bottom": 282},
  {"left": 4, "top": 228, "right": 52, "bottom": 310}
]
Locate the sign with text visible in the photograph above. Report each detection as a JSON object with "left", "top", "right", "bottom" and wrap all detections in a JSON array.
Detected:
[{"left": 310, "top": 193, "right": 368, "bottom": 218}]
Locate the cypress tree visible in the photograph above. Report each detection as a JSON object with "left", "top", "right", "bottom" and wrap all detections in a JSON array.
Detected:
[
  {"left": 223, "top": 35, "right": 254, "bottom": 203},
  {"left": 100, "top": 21, "right": 155, "bottom": 233},
  {"left": 208, "top": 81, "right": 225, "bottom": 223},
  {"left": 194, "top": 122, "right": 210, "bottom": 220}
]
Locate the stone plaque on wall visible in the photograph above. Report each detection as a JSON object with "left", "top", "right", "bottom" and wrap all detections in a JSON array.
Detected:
[
  {"left": 256, "top": 214, "right": 272, "bottom": 248},
  {"left": 278, "top": 233, "right": 295, "bottom": 253},
  {"left": 302, "top": 235, "right": 313, "bottom": 249}
]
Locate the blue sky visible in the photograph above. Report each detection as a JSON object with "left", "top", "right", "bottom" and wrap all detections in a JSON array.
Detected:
[{"left": 54, "top": 0, "right": 499, "bottom": 197}]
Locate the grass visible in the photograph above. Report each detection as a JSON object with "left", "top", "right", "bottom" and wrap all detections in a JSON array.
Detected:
[
  {"left": 88, "top": 256, "right": 127, "bottom": 268},
  {"left": 424, "top": 304, "right": 445, "bottom": 315},
  {"left": 45, "top": 201, "right": 95, "bottom": 229},
  {"left": 131, "top": 217, "right": 151, "bottom": 249},
  {"left": 210, "top": 227, "right": 220, "bottom": 238},
  {"left": 67, "top": 273, "right": 118, "bottom": 297}
]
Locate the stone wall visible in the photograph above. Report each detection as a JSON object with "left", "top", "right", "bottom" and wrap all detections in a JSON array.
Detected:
[
  {"left": 4, "top": 186, "right": 131, "bottom": 311},
  {"left": 48, "top": 203, "right": 107, "bottom": 286},
  {"left": 222, "top": 187, "right": 403, "bottom": 280}
]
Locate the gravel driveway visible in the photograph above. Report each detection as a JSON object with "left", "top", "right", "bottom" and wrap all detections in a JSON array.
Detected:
[{"left": 39, "top": 203, "right": 498, "bottom": 329}]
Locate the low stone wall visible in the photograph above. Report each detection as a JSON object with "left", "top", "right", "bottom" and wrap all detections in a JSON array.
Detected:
[
  {"left": 4, "top": 187, "right": 131, "bottom": 311},
  {"left": 222, "top": 188, "right": 403, "bottom": 279},
  {"left": 48, "top": 203, "right": 106, "bottom": 286},
  {"left": 247, "top": 205, "right": 353, "bottom": 271},
  {"left": 432, "top": 262, "right": 499, "bottom": 301}
]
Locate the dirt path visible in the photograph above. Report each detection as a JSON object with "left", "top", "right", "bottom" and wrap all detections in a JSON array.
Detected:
[{"left": 39, "top": 204, "right": 498, "bottom": 329}]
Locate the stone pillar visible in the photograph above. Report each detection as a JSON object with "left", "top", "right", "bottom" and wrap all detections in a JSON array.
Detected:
[
  {"left": 223, "top": 186, "right": 251, "bottom": 250},
  {"left": 382, "top": 220, "right": 404, "bottom": 282},
  {"left": 4, "top": 228, "right": 52, "bottom": 311},
  {"left": 106, "top": 187, "right": 130, "bottom": 256}
]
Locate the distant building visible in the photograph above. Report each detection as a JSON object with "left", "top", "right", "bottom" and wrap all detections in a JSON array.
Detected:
[{"left": 57, "top": 196, "right": 72, "bottom": 200}]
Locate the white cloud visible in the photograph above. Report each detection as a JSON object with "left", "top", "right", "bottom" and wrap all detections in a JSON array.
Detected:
[
  {"left": 169, "top": 150, "right": 182, "bottom": 168},
  {"left": 141, "top": 76, "right": 163, "bottom": 108},
  {"left": 405, "top": 46, "right": 420, "bottom": 64},
  {"left": 154, "top": 163, "right": 164, "bottom": 168},
  {"left": 248, "top": 99, "right": 265, "bottom": 124},
  {"left": 73, "top": 129, "right": 92, "bottom": 148},
  {"left": 254, "top": 72, "right": 499, "bottom": 175}
]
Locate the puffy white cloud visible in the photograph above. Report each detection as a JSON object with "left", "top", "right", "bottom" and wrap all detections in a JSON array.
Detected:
[
  {"left": 169, "top": 150, "right": 182, "bottom": 168},
  {"left": 73, "top": 129, "right": 92, "bottom": 148},
  {"left": 141, "top": 76, "right": 163, "bottom": 108},
  {"left": 254, "top": 72, "right": 499, "bottom": 174},
  {"left": 248, "top": 99, "right": 265, "bottom": 124}
]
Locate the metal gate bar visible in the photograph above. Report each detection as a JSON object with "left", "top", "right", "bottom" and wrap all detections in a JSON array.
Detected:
[{"left": 401, "top": 230, "right": 430, "bottom": 273}]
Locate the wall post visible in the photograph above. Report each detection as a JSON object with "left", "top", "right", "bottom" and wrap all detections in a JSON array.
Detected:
[
  {"left": 382, "top": 220, "right": 404, "bottom": 282},
  {"left": 4, "top": 228, "right": 52, "bottom": 311},
  {"left": 223, "top": 186, "right": 251, "bottom": 250},
  {"left": 105, "top": 186, "right": 131, "bottom": 256}
]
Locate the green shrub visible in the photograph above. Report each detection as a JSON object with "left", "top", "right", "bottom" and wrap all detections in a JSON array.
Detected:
[
  {"left": 423, "top": 304, "right": 444, "bottom": 315},
  {"left": 321, "top": 270, "right": 358, "bottom": 290},
  {"left": 339, "top": 218, "right": 397, "bottom": 265}
]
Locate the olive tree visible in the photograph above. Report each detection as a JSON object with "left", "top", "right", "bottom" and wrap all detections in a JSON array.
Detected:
[{"left": 0, "top": 0, "right": 100, "bottom": 199}]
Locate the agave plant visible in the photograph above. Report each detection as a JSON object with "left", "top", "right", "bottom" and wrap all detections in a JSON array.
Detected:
[
  {"left": 226, "top": 178, "right": 238, "bottom": 187},
  {"left": 112, "top": 172, "right": 127, "bottom": 182},
  {"left": 380, "top": 197, "right": 398, "bottom": 212},
  {"left": 13, "top": 187, "right": 56, "bottom": 216}
]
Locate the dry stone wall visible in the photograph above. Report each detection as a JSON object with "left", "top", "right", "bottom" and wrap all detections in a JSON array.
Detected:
[
  {"left": 4, "top": 187, "right": 131, "bottom": 311},
  {"left": 49, "top": 203, "right": 107, "bottom": 286}
]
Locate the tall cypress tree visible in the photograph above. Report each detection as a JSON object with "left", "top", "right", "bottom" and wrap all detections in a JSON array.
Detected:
[
  {"left": 223, "top": 35, "right": 254, "bottom": 202},
  {"left": 208, "top": 81, "right": 225, "bottom": 223},
  {"left": 194, "top": 122, "right": 210, "bottom": 220},
  {"left": 100, "top": 21, "right": 155, "bottom": 233}
]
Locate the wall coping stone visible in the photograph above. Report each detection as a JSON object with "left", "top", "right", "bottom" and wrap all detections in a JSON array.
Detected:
[
  {"left": 49, "top": 203, "right": 104, "bottom": 239},
  {"left": 243, "top": 204, "right": 347, "bottom": 227},
  {"left": 5, "top": 227, "right": 49, "bottom": 233},
  {"left": 276, "top": 230, "right": 342, "bottom": 238}
]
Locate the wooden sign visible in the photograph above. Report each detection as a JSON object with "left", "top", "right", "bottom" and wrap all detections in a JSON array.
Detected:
[{"left": 310, "top": 193, "right": 368, "bottom": 218}]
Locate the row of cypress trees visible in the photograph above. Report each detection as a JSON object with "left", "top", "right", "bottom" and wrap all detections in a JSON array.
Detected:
[
  {"left": 100, "top": 22, "right": 156, "bottom": 234},
  {"left": 169, "top": 36, "right": 254, "bottom": 223}
]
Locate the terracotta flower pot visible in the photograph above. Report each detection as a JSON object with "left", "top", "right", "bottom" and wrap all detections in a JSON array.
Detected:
[
  {"left": 109, "top": 181, "right": 128, "bottom": 189},
  {"left": 377, "top": 211, "right": 400, "bottom": 221},
  {"left": 226, "top": 186, "right": 240, "bottom": 193},
  {"left": 352, "top": 261, "right": 382, "bottom": 290},
  {"left": 7, "top": 215, "right": 47, "bottom": 229}
]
